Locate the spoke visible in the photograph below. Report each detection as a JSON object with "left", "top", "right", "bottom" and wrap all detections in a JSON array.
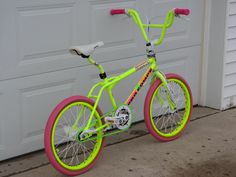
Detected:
[
  {"left": 160, "top": 113, "right": 168, "bottom": 131},
  {"left": 69, "top": 107, "right": 76, "bottom": 125},
  {"left": 69, "top": 142, "right": 78, "bottom": 166},
  {"left": 75, "top": 149, "right": 80, "bottom": 165},
  {"left": 81, "top": 142, "right": 92, "bottom": 154},
  {"left": 63, "top": 141, "right": 76, "bottom": 161},
  {"left": 170, "top": 114, "right": 177, "bottom": 132},
  {"left": 75, "top": 105, "right": 81, "bottom": 125},
  {"left": 88, "top": 140, "right": 95, "bottom": 147},
  {"left": 175, "top": 111, "right": 184, "bottom": 124},
  {"left": 80, "top": 107, "right": 87, "bottom": 128},
  {"left": 55, "top": 133, "right": 69, "bottom": 139},
  {"left": 72, "top": 107, "right": 78, "bottom": 122},
  {"left": 151, "top": 80, "right": 188, "bottom": 134},
  {"left": 155, "top": 109, "right": 166, "bottom": 126},
  {"left": 172, "top": 113, "right": 179, "bottom": 126},
  {"left": 74, "top": 144, "right": 80, "bottom": 165},
  {"left": 55, "top": 137, "right": 70, "bottom": 148},
  {"left": 62, "top": 112, "right": 72, "bottom": 127},
  {"left": 157, "top": 108, "right": 169, "bottom": 129},
  {"left": 79, "top": 143, "right": 87, "bottom": 162},
  {"left": 57, "top": 139, "right": 71, "bottom": 156}
]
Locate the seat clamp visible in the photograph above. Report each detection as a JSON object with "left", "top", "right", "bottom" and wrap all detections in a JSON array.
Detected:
[
  {"left": 80, "top": 53, "right": 90, "bottom": 58},
  {"left": 99, "top": 72, "right": 107, "bottom": 79}
]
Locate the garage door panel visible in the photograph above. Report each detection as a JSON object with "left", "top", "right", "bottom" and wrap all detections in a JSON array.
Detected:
[
  {"left": 0, "top": 89, "right": 22, "bottom": 160},
  {"left": 0, "top": 0, "right": 82, "bottom": 81},
  {"left": 20, "top": 80, "right": 75, "bottom": 142},
  {"left": 150, "top": 0, "right": 189, "bottom": 15},
  {"left": 89, "top": 1, "right": 135, "bottom": 45},
  {"left": 17, "top": 3, "right": 74, "bottom": 63},
  {"left": 159, "top": 46, "right": 201, "bottom": 104},
  {"left": 86, "top": 0, "right": 143, "bottom": 62},
  {"left": 148, "top": 0, "right": 204, "bottom": 51},
  {"left": 0, "top": 69, "right": 83, "bottom": 160}
]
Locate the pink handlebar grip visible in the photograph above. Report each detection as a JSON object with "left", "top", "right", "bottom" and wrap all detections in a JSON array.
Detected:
[
  {"left": 174, "top": 8, "right": 190, "bottom": 16},
  {"left": 110, "top": 9, "right": 126, "bottom": 15}
]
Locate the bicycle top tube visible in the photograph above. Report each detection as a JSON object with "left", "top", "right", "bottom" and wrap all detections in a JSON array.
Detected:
[{"left": 110, "top": 8, "right": 190, "bottom": 46}]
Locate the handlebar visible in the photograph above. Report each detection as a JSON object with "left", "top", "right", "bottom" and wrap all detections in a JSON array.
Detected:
[
  {"left": 110, "top": 8, "right": 190, "bottom": 46},
  {"left": 174, "top": 8, "right": 190, "bottom": 16},
  {"left": 110, "top": 9, "right": 126, "bottom": 15}
]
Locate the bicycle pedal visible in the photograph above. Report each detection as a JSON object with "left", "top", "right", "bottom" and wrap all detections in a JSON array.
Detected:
[{"left": 104, "top": 116, "right": 118, "bottom": 124}]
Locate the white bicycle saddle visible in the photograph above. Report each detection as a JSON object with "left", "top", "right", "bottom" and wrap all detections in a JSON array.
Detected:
[{"left": 69, "top": 41, "right": 104, "bottom": 57}]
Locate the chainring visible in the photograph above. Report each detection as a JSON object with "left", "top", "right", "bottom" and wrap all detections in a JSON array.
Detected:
[{"left": 115, "top": 105, "right": 132, "bottom": 130}]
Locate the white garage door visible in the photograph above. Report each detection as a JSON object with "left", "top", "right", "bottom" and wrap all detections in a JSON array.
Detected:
[{"left": 0, "top": 0, "right": 204, "bottom": 160}]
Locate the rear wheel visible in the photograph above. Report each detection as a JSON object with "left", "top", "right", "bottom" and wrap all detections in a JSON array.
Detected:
[
  {"left": 44, "top": 96, "right": 105, "bottom": 176},
  {"left": 144, "top": 73, "right": 193, "bottom": 141}
]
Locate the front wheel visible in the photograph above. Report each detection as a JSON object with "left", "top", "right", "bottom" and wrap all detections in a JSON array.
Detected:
[
  {"left": 144, "top": 73, "right": 193, "bottom": 142},
  {"left": 44, "top": 96, "right": 105, "bottom": 176}
]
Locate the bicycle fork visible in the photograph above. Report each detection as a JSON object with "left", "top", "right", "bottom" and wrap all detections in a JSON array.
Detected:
[{"left": 153, "top": 70, "right": 177, "bottom": 110}]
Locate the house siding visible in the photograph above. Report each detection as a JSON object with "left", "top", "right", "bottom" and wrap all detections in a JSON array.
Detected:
[{"left": 222, "top": 0, "right": 236, "bottom": 109}]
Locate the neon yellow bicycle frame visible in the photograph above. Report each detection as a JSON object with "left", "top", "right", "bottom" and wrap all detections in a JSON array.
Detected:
[{"left": 74, "top": 9, "right": 177, "bottom": 137}]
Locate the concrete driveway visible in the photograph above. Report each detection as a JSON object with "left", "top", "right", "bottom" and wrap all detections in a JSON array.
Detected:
[{"left": 0, "top": 107, "right": 236, "bottom": 177}]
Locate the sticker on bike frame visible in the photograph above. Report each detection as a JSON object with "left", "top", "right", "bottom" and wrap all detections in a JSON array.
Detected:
[
  {"left": 135, "top": 60, "right": 149, "bottom": 71},
  {"left": 125, "top": 68, "right": 153, "bottom": 105}
]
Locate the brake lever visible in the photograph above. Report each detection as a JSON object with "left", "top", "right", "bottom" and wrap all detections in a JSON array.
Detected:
[
  {"left": 126, "top": 13, "right": 131, "bottom": 17},
  {"left": 175, "top": 14, "right": 190, "bottom": 21}
]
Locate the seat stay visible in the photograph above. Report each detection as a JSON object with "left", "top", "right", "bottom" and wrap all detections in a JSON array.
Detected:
[{"left": 87, "top": 77, "right": 117, "bottom": 99}]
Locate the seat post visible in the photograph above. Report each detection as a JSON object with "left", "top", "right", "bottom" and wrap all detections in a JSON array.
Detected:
[{"left": 87, "top": 56, "right": 107, "bottom": 79}]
